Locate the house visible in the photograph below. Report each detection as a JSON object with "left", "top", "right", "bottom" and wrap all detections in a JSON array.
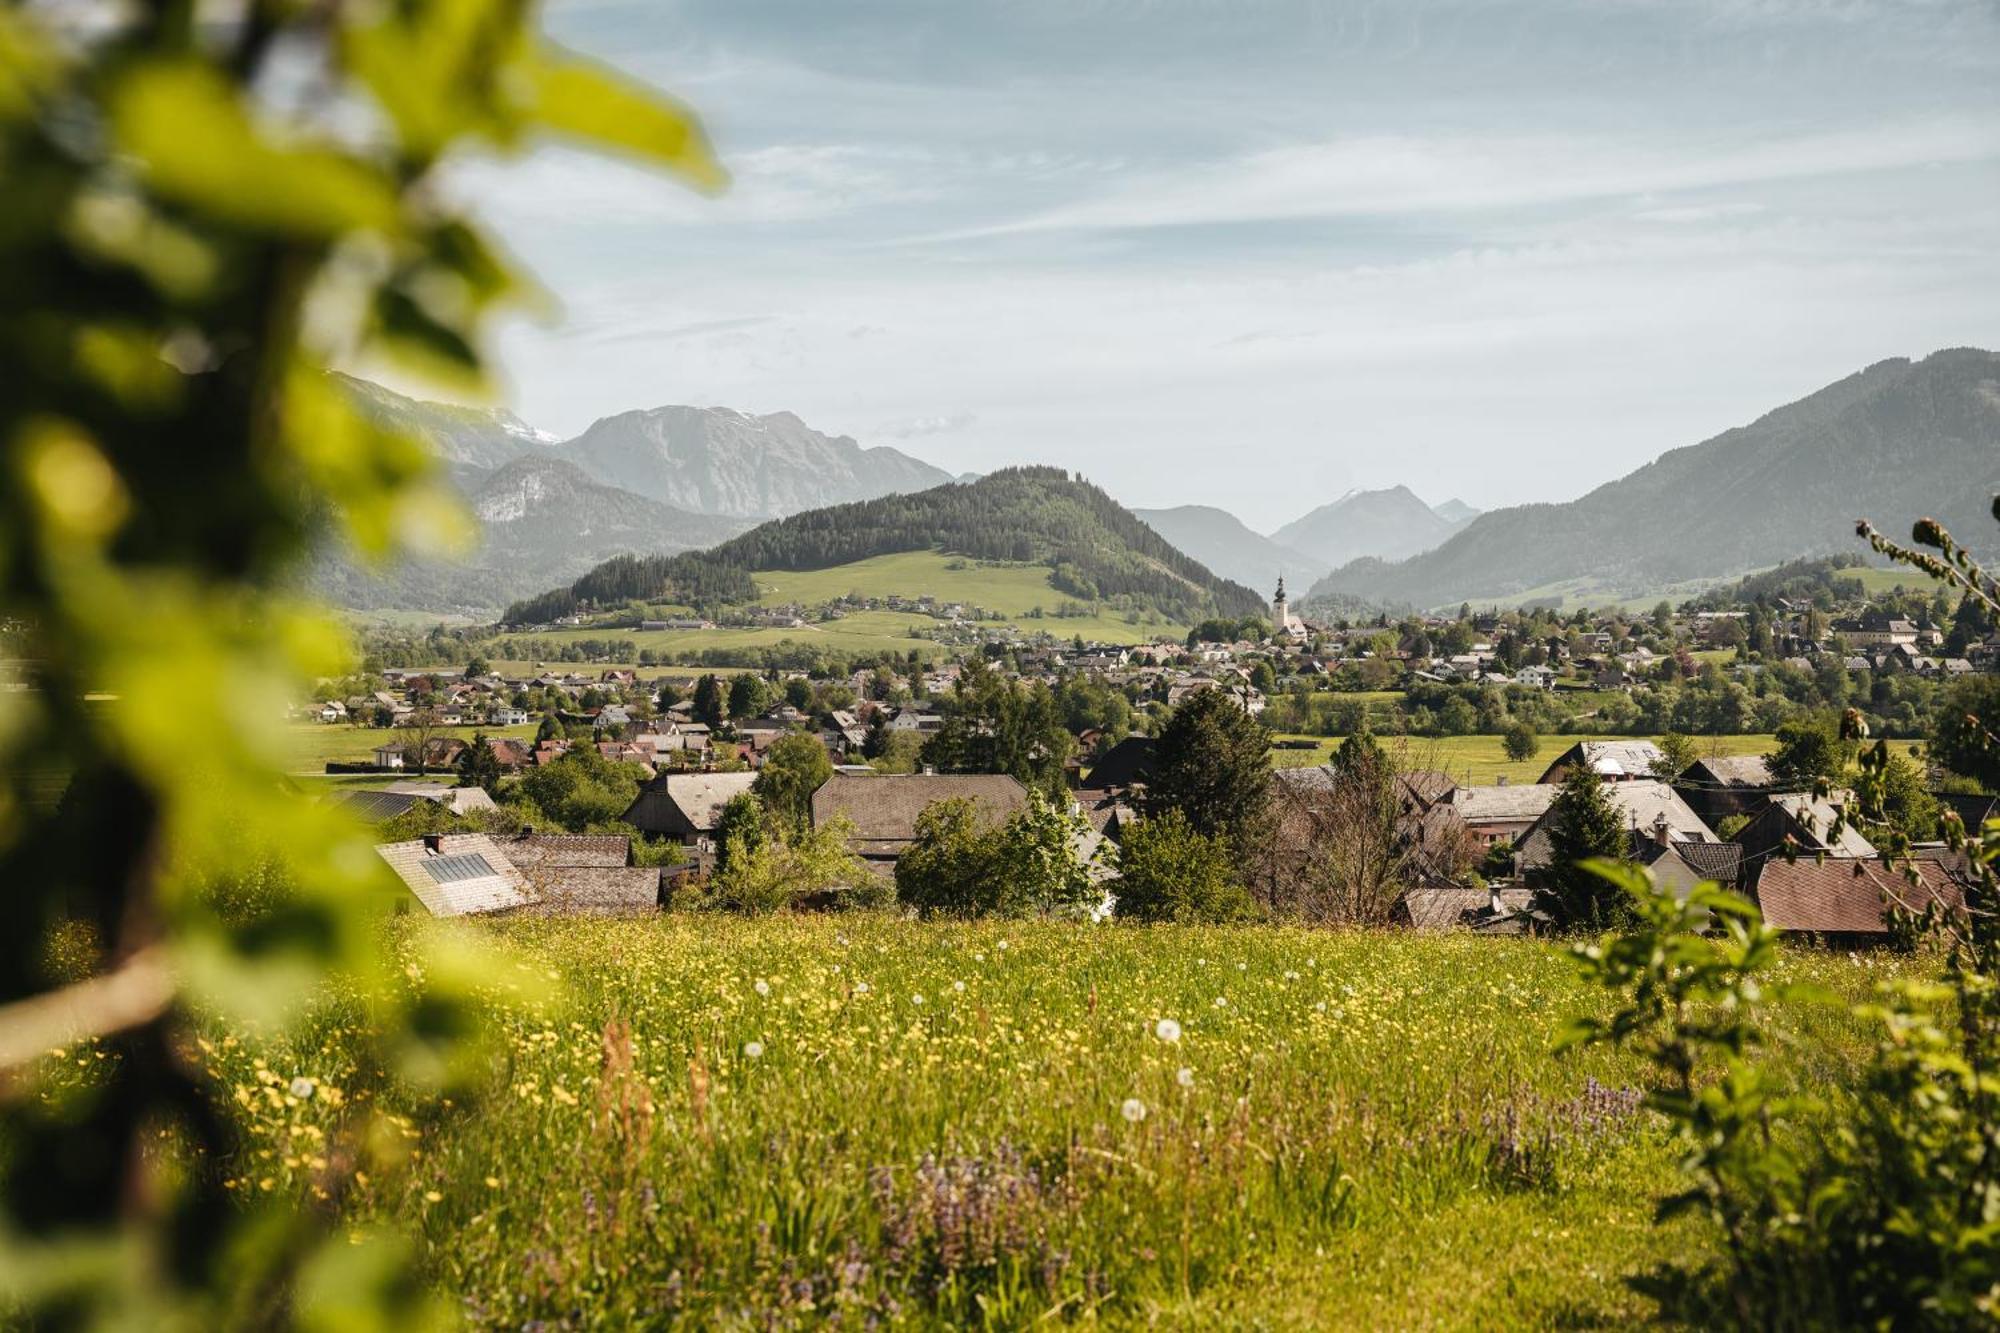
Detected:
[
  {"left": 1512, "top": 665, "right": 1557, "bottom": 690},
  {"left": 1535, "top": 739, "right": 1667, "bottom": 785},
  {"left": 1753, "top": 857, "right": 1963, "bottom": 940},
  {"left": 1399, "top": 886, "right": 1538, "bottom": 932},
  {"left": 1515, "top": 780, "right": 1716, "bottom": 874},
  {"left": 809, "top": 772, "right": 1029, "bottom": 870},
  {"left": 621, "top": 771, "right": 758, "bottom": 848},
  {"left": 486, "top": 737, "right": 533, "bottom": 772},
  {"left": 490, "top": 706, "right": 530, "bottom": 726},
  {"left": 498, "top": 832, "right": 661, "bottom": 915},
  {"left": 1735, "top": 792, "right": 1876, "bottom": 878},
  {"left": 1448, "top": 783, "right": 1561, "bottom": 850},
  {"left": 331, "top": 783, "right": 499, "bottom": 823},
  {"left": 1674, "top": 754, "right": 1781, "bottom": 825},
  {"left": 1263, "top": 766, "right": 1471, "bottom": 894},
  {"left": 375, "top": 833, "right": 531, "bottom": 917},
  {"left": 373, "top": 744, "right": 405, "bottom": 771},
  {"left": 1630, "top": 823, "right": 1744, "bottom": 894},
  {"left": 1085, "top": 736, "right": 1156, "bottom": 791},
  {"left": 885, "top": 709, "right": 944, "bottom": 735},
  {"left": 316, "top": 700, "right": 348, "bottom": 723}
]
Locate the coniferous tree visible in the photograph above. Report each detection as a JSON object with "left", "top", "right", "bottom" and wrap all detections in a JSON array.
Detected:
[
  {"left": 455, "top": 734, "right": 503, "bottom": 794},
  {"left": 693, "top": 674, "right": 726, "bottom": 729},
  {"left": 1141, "top": 687, "right": 1271, "bottom": 848},
  {"left": 1531, "top": 767, "right": 1632, "bottom": 929}
]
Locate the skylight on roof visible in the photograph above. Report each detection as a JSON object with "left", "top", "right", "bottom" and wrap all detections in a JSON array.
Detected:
[{"left": 423, "top": 852, "right": 496, "bottom": 883}]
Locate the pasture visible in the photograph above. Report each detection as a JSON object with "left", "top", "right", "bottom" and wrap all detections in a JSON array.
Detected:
[{"left": 181, "top": 916, "right": 1907, "bottom": 1329}]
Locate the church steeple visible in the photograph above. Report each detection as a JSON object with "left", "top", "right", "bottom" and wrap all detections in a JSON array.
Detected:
[{"left": 1272, "top": 575, "right": 1289, "bottom": 635}]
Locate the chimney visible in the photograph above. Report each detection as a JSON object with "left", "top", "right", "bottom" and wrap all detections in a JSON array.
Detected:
[
  {"left": 422, "top": 833, "right": 443, "bottom": 853},
  {"left": 922, "top": 765, "right": 936, "bottom": 776},
  {"left": 1652, "top": 813, "right": 1672, "bottom": 847}
]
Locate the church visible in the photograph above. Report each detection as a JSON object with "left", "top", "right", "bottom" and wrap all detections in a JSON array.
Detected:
[{"left": 1271, "top": 576, "right": 1308, "bottom": 640}]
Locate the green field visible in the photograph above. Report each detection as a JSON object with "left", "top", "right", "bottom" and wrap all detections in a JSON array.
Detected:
[
  {"left": 1270, "top": 732, "right": 1924, "bottom": 783},
  {"left": 275, "top": 722, "right": 538, "bottom": 773},
  {"left": 492, "top": 607, "right": 950, "bottom": 663},
  {"left": 182, "top": 915, "right": 1907, "bottom": 1328}
]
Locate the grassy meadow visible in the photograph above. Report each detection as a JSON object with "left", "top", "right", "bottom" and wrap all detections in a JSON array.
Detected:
[
  {"left": 277, "top": 722, "right": 539, "bottom": 773},
  {"left": 176, "top": 916, "right": 1910, "bottom": 1329},
  {"left": 1267, "top": 732, "right": 1793, "bottom": 782}
]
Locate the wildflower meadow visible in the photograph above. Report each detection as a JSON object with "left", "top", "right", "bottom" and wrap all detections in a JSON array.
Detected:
[{"left": 65, "top": 918, "right": 1910, "bottom": 1329}]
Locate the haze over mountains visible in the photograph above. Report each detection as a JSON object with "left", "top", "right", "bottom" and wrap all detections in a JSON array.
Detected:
[
  {"left": 319, "top": 347, "right": 2000, "bottom": 620},
  {"left": 1311, "top": 347, "right": 2000, "bottom": 611}
]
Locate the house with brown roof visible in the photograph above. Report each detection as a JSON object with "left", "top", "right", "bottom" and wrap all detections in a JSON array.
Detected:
[
  {"left": 621, "top": 771, "right": 759, "bottom": 849},
  {"left": 1448, "top": 783, "right": 1560, "bottom": 850},
  {"left": 1754, "top": 857, "right": 1963, "bottom": 941},
  {"left": 809, "top": 772, "right": 1028, "bottom": 870},
  {"left": 498, "top": 833, "right": 660, "bottom": 915}
]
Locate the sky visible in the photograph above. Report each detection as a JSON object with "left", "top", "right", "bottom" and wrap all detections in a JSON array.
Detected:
[{"left": 459, "top": 0, "right": 2000, "bottom": 531}]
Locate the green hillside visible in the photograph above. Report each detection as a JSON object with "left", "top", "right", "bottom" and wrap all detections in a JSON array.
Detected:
[{"left": 501, "top": 466, "right": 1266, "bottom": 628}]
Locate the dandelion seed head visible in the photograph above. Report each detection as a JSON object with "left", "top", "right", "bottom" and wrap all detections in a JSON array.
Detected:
[
  {"left": 1177, "top": 1067, "right": 1195, "bottom": 1088},
  {"left": 1120, "top": 1097, "right": 1147, "bottom": 1123},
  {"left": 289, "top": 1077, "right": 315, "bottom": 1100},
  {"left": 743, "top": 1040, "right": 765, "bottom": 1059},
  {"left": 1154, "top": 1018, "right": 1182, "bottom": 1043},
  {"left": 753, "top": 978, "right": 770, "bottom": 996}
]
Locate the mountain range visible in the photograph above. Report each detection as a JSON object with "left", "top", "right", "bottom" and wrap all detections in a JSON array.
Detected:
[
  {"left": 1310, "top": 347, "right": 2000, "bottom": 610},
  {"left": 1131, "top": 506, "right": 1329, "bottom": 593},
  {"left": 311, "top": 380, "right": 951, "bottom": 612}
]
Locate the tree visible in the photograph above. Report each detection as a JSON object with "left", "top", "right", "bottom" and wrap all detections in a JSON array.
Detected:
[
  {"left": 1531, "top": 767, "right": 1633, "bottom": 929},
  {"left": 728, "top": 672, "right": 768, "bottom": 720},
  {"left": 1502, "top": 721, "right": 1541, "bottom": 764},
  {"left": 704, "top": 814, "right": 877, "bottom": 915},
  {"left": 535, "top": 712, "right": 562, "bottom": 744},
  {"left": 1114, "top": 810, "right": 1254, "bottom": 924},
  {"left": 395, "top": 708, "right": 444, "bottom": 774},
  {"left": 455, "top": 734, "right": 503, "bottom": 795},
  {"left": 1930, "top": 675, "right": 2000, "bottom": 790},
  {"left": 1650, "top": 730, "right": 1697, "bottom": 780},
  {"left": 0, "top": 1, "right": 719, "bottom": 1322},
  {"left": 753, "top": 733, "right": 833, "bottom": 834},
  {"left": 920, "top": 658, "right": 1072, "bottom": 796},
  {"left": 712, "top": 791, "right": 766, "bottom": 879},
  {"left": 1141, "top": 687, "right": 1271, "bottom": 847},
  {"left": 1253, "top": 735, "right": 1470, "bottom": 925},
  {"left": 512, "top": 747, "right": 644, "bottom": 833},
  {"left": 1768, "top": 713, "right": 1850, "bottom": 790},
  {"left": 693, "top": 674, "right": 727, "bottom": 729},
  {"left": 895, "top": 791, "right": 1094, "bottom": 918},
  {"left": 784, "top": 677, "right": 813, "bottom": 711},
  {"left": 464, "top": 656, "right": 490, "bottom": 679}
]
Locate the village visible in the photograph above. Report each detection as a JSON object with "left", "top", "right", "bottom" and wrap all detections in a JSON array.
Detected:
[{"left": 312, "top": 566, "right": 1992, "bottom": 944}]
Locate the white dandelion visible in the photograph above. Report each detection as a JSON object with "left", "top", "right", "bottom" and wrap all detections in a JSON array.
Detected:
[
  {"left": 1120, "top": 1097, "right": 1147, "bottom": 1123},
  {"left": 1154, "top": 1018, "right": 1182, "bottom": 1044},
  {"left": 952, "top": 980, "right": 966, "bottom": 993},
  {"left": 288, "top": 1077, "right": 316, "bottom": 1100},
  {"left": 997, "top": 939, "right": 1009, "bottom": 951},
  {"left": 1213, "top": 996, "right": 1228, "bottom": 1008},
  {"left": 853, "top": 981, "right": 870, "bottom": 995},
  {"left": 911, "top": 993, "right": 925, "bottom": 1006},
  {"left": 753, "top": 978, "right": 770, "bottom": 997},
  {"left": 1177, "top": 1067, "right": 1195, "bottom": 1088},
  {"left": 742, "top": 1040, "right": 764, "bottom": 1059},
  {"left": 972, "top": 952, "right": 986, "bottom": 963}
]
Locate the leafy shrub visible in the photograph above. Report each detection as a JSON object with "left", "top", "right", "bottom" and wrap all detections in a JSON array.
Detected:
[
  {"left": 896, "top": 791, "right": 1096, "bottom": 918},
  {"left": 1113, "top": 811, "right": 1255, "bottom": 924}
]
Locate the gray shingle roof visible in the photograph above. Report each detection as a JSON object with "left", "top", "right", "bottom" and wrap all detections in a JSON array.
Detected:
[
  {"left": 375, "top": 834, "right": 529, "bottom": 917},
  {"left": 811, "top": 773, "right": 1028, "bottom": 857},
  {"left": 503, "top": 833, "right": 631, "bottom": 868},
  {"left": 621, "top": 771, "right": 758, "bottom": 837}
]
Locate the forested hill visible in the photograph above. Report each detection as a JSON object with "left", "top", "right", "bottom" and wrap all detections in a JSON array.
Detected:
[{"left": 502, "top": 466, "right": 1267, "bottom": 626}]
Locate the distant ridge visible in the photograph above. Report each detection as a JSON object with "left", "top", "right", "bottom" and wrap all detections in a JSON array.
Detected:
[
  {"left": 1133, "top": 505, "right": 1329, "bottom": 591},
  {"left": 1271, "top": 485, "right": 1460, "bottom": 570},
  {"left": 565, "top": 405, "right": 955, "bottom": 519},
  {"left": 1310, "top": 348, "right": 2000, "bottom": 609}
]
